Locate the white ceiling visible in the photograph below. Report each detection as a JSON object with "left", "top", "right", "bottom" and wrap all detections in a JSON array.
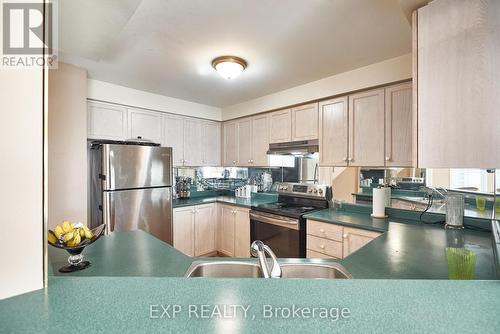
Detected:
[{"left": 59, "top": 0, "right": 413, "bottom": 108}]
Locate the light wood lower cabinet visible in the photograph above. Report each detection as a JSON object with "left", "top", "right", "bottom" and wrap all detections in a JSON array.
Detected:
[
  {"left": 172, "top": 206, "right": 195, "bottom": 256},
  {"left": 194, "top": 204, "right": 216, "bottom": 256},
  {"left": 234, "top": 208, "right": 251, "bottom": 257},
  {"left": 173, "top": 203, "right": 216, "bottom": 256},
  {"left": 306, "top": 219, "right": 381, "bottom": 259},
  {"left": 219, "top": 205, "right": 236, "bottom": 256},
  {"left": 306, "top": 235, "right": 343, "bottom": 258},
  {"left": 174, "top": 203, "right": 251, "bottom": 258},
  {"left": 218, "top": 204, "right": 251, "bottom": 257},
  {"left": 342, "top": 227, "right": 381, "bottom": 258},
  {"left": 306, "top": 249, "right": 336, "bottom": 259}
]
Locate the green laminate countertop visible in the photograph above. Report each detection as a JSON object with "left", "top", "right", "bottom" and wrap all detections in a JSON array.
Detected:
[
  {"left": 305, "top": 208, "right": 496, "bottom": 279},
  {"left": 353, "top": 191, "right": 496, "bottom": 220},
  {"left": 173, "top": 193, "right": 278, "bottom": 208},
  {"left": 48, "top": 231, "right": 192, "bottom": 277},
  {"left": 1, "top": 277, "right": 499, "bottom": 333}
]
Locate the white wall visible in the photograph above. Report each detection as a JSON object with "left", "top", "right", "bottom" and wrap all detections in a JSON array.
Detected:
[
  {"left": 222, "top": 54, "right": 412, "bottom": 120},
  {"left": 0, "top": 68, "right": 44, "bottom": 299},
  {"left": 48, "top": 63, "right": 88, "bottom": 229},
  {"left": 87, "top": 79, "right": 222, "bottom": 121}
]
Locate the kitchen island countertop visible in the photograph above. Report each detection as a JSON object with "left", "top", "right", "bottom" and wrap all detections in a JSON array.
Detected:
[
  {"left": 3, "top": 229, "right": 499, "bottom": 333},
  {"left": 305, "top": 208, "right": 496, "bottom": 279}
]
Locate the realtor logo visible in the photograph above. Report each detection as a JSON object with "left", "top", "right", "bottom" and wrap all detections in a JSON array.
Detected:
[{"left": 1, "top": 0, "right": 58, "bottom": 68}]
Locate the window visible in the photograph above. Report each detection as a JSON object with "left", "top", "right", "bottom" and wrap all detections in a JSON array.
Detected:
[
  {"left": 449, "top": 169, "right": 487, "bottom": 192},
  {"left": 426, "top": 168, "right": 500, "bottom": 194}
]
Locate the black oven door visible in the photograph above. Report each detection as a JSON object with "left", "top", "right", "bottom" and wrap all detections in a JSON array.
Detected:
[{"left": 250, "top": 211, "right": 305, "bottom": 258}]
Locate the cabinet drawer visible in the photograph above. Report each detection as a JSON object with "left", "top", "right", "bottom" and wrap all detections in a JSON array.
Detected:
[
  {"left": 306, "top": 249, "right": 338, "bottom": 259},
  {"left": 307, "top": 220, "right": 343, "bottom": 241},
  {"left": 306, "top": 235, "right": 343, "bottom": 258}
]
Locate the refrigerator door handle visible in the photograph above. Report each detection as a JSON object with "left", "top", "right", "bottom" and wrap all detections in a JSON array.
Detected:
[{"left": 103, "top": 192, "right": 113, "bottom": 235}]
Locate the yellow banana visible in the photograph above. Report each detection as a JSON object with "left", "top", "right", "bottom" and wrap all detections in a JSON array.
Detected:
[
  {"left": 47, "top": 231, "right": 57, "bottom": 244},
  {"left": 83, "top": 225, "right": 94, "bottom": 239},
  {"left": 62, "top": 232, "right": 73, "bottom": 243},
  {"left": 62, "top": 221, "right": 73, "bottom": 233},
  {"left": 54, "top": 225, "right": 64, "bottom": 239},
  {"left": 79, "top": 228, "right": 85, "bottom": 238},
  {"left": 71, "top": 231, "right": 81, "bottom": 247}
]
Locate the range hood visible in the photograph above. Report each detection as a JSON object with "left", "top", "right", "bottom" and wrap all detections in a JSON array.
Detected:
[{"left": 267, "top": 139, "right": 319, "bottom": 156}]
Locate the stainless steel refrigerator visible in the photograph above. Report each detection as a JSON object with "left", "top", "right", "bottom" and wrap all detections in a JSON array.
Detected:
[{"left": 88, "top": 141, "right": 173, "bottom": 245}]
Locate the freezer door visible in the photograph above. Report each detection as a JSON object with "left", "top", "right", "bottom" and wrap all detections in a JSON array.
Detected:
[
  {"left": 102, "top": 144, "right": 172, "bottom": 190},
  {"left": 103, "top": 187, "right": 173, "bottom": 245}
]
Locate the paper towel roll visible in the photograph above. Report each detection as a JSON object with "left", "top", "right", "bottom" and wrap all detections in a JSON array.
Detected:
[{"left": 372, "top": 188, "right": 388, "bottom": 218}]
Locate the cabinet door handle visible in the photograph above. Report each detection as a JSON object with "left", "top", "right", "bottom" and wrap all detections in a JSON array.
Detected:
[
  {"left": 320, "top": 245, "right": 325, "bottom": 249},
  {"left": 342, "top": 157, "right": 347, "bottom": 162},
  {"left": 320, "top": 228, "right": 325, "bottom": 233},
  {"left": 385, "top": 156, "right": 391, "bottom": 161},
  {"left": 343, "top": 233, "right": 348, "bottom": 239}
]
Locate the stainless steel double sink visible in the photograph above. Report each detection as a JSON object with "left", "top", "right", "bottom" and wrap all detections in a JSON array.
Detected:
[{"left": 184, "top": 260, "right": 352, "bottom": 279}]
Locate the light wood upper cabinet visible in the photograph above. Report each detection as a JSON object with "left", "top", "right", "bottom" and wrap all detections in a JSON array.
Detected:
[
  {"left": 173, "top": 207, "right": 195, "bottom": 256},
  {"left": 183, "top": 119, "right": 203, "bottom": 166},
  {"left": 88, "top": 102, "right": 128, "bottom": 140},
  {"left": 319, "top": 97, "right": 348, "bottom": 166},
  {"left": 237, "top": 118, "right": 252, "bottom": 166},
  {"left": 342, "top": 227, "right": 381, "bottom": 257},
  {"left": 348, "top": 89, "right": 385, "bottom": 167},
  {"left": 223, "top": 122, "right": 238, "bottom": 166},
  {"left": 291, "top": 103, "right": 319, "bottom": 141},
  {"left": 234, "top": 207, "right": 251, "bottom": 257},
  {"left": 128, "top": 109, "right": 162, "bottom": 143},
  {"left": 385, "top": 83, "right": 413, "bottom": 167},
  {"left": 194, "top": 204, "right": 216, "bottom": 256},
  {"left": 251, "top": 114, "right": 270, "bottom": 166},
  {"left": 202, "top": 121, "right": 221, "bottom": 166},
  {"left": 269, "top": 109, "right": 292, "bottom": 143},
  {"left": 417, "top": 0, "right": 500, "bottom": 168},
  {"left": 219, "top": 205, "right": 235, "bottom": 256},
  {"left": 162, "top": 115, "right": 185, "bottom": 166}
]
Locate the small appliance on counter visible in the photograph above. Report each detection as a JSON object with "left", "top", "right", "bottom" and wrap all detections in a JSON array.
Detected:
[{"left": 175, "top": 176, "right": 192, "bottom": 199}]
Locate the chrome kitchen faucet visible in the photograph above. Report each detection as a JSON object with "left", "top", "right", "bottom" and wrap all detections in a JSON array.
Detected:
[{"left": 250, "top": 240, "right": 282, "bottom": 278}]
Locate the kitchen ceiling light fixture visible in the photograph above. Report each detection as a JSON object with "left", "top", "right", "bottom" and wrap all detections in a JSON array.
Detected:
[{"left": 212, "top": 56, "right": 247, "bottom": 80}]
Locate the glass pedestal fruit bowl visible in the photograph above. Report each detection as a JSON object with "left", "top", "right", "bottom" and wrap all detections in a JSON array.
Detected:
[{"left": 48, "top": 224, "right": 105, "bottom": 273}]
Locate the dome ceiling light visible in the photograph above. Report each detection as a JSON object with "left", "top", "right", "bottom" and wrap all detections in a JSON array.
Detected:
[{"left": 211, "top": 56, "right": 247, "bottom": 80}]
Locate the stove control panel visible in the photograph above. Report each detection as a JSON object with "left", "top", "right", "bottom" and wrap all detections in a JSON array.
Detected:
[{"left": 275, "top": 182, "right": 331, "bottom": 199}]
